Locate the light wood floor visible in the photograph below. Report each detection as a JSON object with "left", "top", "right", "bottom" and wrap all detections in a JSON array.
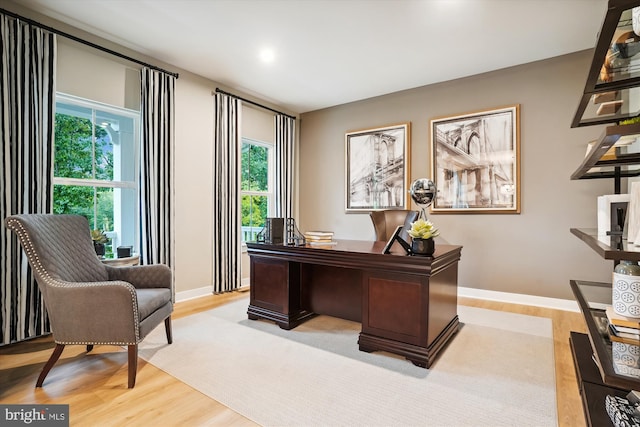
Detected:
[{"left": 0, "top": 292, "right": 588, "bottom": 426}]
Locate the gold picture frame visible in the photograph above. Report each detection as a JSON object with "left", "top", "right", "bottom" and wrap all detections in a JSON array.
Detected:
[
  {"left": 345, "top": 122, "right": 411, "bottom": 212},
  {"left": 430, "top": 105, "right": 520, "bottom": 214}
]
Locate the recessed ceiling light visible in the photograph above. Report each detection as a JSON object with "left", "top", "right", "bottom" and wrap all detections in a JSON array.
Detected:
[{"left": 259, "top": 48, "right": 275, "bottom": 64}]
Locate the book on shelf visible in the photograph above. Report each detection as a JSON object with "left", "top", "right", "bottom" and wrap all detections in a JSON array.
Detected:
[
  {"left": 612, "top": 323, "right": 640, "bottom": 336},
  {"left": 606, "top": 306, "right": 640, "bottom": 329},
  {"left": 609, "top": 324, "right": 640, "bottom": 345}
]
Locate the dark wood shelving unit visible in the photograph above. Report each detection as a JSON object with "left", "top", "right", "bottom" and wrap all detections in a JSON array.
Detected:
[{"left": 569, "top": 2, "right": 640, "bottom": 424}]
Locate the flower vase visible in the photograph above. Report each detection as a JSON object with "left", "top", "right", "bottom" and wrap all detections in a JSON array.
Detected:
[
  {"left": 613, "top": 260, "right": 640, "bottom": 318},
  {"left": 94, "top": 242, "right": 105, "bottom": 257},
  {"left": 411, "top": 238, "right": 434, "bottom": 256}
]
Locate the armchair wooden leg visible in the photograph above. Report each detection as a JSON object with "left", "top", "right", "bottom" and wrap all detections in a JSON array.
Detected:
[
  {"left": 165, "top": 317, "right": 173, "bottom": 344},
  {"left": 86, "top": 345, "right": 94, "bottom": 352},
  {"left": 36, "top": 344, "right": 65, "bottom": 387},
  {"left": 128, "top": 344, "right": 138, "bottom": 389}
]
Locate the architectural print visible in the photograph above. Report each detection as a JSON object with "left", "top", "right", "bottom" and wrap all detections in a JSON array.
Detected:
[
  {"left": 345, "top": 123, "right": 410, "bottom": 212},
  {"left": 430, "top": 105, "right": 520, "bottom": 213}
]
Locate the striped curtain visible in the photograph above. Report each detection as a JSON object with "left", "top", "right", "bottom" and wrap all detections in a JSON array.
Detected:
[
  {"left": 140, "top": 67, "right": 175, "bottom": 271},
  {"left": 212, "top": 93, "right": 242, "bottom": 293},
  {"left": 0, "top": 15, "right": 56, "bottom": 345},
  {"left": 274, "top": 114, "right": 296, "bottom": 219}
]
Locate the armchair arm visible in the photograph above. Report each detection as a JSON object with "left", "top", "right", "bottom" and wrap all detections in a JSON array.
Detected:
[
  {"left": 105, "top": 264, "right": 172, "bottom": 290},
  {"left": 44, "top": 279, "right": 141, "bottom": 344}
]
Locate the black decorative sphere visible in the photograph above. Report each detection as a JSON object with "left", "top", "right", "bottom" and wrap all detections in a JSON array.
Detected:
[{"left": 410, "top": 178, "right": 436, "bottom": 208}]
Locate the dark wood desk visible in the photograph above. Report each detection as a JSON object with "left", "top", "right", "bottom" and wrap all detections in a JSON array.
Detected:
[{"left": 246, "top": 240, "right": 462, "bottom": 368}]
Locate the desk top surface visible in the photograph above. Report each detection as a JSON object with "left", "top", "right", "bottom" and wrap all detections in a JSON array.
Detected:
[
  {"left": 247, "top": 239, "right": 462, "bottom": 273},
  {"left": 248, "top": 239, "right": 460, "bottom": 255}
]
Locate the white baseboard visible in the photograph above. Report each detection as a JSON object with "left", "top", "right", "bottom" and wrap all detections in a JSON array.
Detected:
[
  {"left": 175, "top": 286, "right": 213, "bottom": 302},
  {"left": 459, "top": 286, "right": 580, "bottom": 312},
  {"left": 175, "top": 284, "right": 580, "bottom": 312},
  {"left": 175, "top": 278, "right": 251, "bottom": 302}
]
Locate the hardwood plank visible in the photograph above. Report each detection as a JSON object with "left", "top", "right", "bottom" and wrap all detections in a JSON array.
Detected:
[{"left": 0, "top": 291, "right": 586, "bottom": 426}]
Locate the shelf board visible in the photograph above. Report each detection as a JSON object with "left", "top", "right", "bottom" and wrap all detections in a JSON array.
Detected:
[
  {"left": 571, "top": 123, "right": 640, "bottom": 180},
  {"left": 570, "top": 228, "right": 640, "bottom": 261}
]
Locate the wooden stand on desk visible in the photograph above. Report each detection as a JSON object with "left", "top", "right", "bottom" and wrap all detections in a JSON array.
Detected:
[{"left": 246, "top": 240, "right": 462, "bottom": 368}]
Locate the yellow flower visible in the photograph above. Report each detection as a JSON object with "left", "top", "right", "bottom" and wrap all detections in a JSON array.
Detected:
[{"left": 408, "top": 219, "right": 439, "bottom": 240}]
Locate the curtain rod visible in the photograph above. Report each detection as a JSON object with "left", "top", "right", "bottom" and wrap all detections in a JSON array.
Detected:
[
  {"left": 215, "top": 88, "right": 296, "bottom": 120},
  {"left": 0, "top": 7, "right": 179, "bottom": 79}
]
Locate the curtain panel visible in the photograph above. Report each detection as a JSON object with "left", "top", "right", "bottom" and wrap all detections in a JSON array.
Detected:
[
  {"left": 0, "top": 15, "right": 56, "bottom": 344},
  {"left": 140, "top": 68, "right": 175, "bottom": 276},
  {"left": 274, "top": 114, "right": 296, "bottom": 220},
  {"left": 212, "top": 93, "right": 242, "bottom": 293}
]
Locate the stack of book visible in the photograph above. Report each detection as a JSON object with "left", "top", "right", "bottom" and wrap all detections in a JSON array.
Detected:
[
  {"left": 304, "top": 231, "right": 336, "bottom": 246},
  {"left": 607, "top": 306, "right": 640, "bottom": 344}
]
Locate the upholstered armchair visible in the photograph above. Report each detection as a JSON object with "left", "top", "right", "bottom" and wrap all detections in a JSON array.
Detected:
[
  {"left": 4, "top": 214, "right": 173, "bottom": 388},
  {"left": 369, "top": 210, "right": 418, "bottom": 242}
]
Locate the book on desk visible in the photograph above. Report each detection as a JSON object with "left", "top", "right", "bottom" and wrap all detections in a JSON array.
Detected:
[{"left": 304, "top": 231, "right": 335, "bottom": 246}]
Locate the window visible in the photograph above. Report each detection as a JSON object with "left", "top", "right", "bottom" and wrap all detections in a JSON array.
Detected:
[
  {"left": 53, "top": 94, "right": 140, "bottom": 257},
  {"left": 241, "top": 138, "right": 273, "bottom": 242}
]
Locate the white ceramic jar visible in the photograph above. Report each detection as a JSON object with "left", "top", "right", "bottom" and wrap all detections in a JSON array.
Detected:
[{"left": 613, "top": 260, "right": 640, "bottom": 318}]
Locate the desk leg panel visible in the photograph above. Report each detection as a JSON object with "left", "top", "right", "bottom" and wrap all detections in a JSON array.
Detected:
[
  {"left": 427, "top": 260, "right": 459, "bottom": 347},
  {"left": 359, "top": 260, "right": 460, "bottom": 368},
  {"left": 361, "top": 274, "right": 424, "bottom": 345},
  {"left": 248, "top": 256, "right": 314, "bottom": 329}
]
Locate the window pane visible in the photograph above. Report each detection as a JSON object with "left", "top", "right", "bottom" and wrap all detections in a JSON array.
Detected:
[
  {"left": 96, "top": 187, "right": 114, "bottom": 231},
  {"left": 54, "top": 113, "right": 94, "bottom": 179},
  {"left": 94, "top": 126, "right": 113, "bottom": 181},
  {"left": 241, "top": 194, "right": 267, "bottom": 242},
  {"left": 96, "top": 110, "right": 136, "bottom": 181},
  {"left": 53, "top": 184, "right": 95, "bottom": 225},
  {"left": 52, "top": 185, "right": 114, "bottom": 232},
  {"left": 241, "top": 143, "right": 269, "bottom": 192}
]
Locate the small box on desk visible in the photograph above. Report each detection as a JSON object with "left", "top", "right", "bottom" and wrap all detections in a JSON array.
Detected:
[{"left": 117, "top": 246, "right": 133, "bottom": 258}]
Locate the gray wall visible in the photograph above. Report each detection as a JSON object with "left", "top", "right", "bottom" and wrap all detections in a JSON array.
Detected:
[{"left": 299, "top": 50, "right": 614, "bottom": 300}]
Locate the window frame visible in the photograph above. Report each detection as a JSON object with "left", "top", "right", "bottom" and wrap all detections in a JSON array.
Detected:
[
  {"left": 53, "top": 92, "right": 141, "bottom": 252},
  {"left": 240, "top": 137, "right": 274, "bottom": 244}
]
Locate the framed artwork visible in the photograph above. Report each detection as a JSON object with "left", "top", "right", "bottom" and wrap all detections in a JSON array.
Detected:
[
  {"left": 430, "top": 105, "right": 520, "bottom": 214},
  {"left": 345, "top": 123, "right": 411, "bottom": 212}
]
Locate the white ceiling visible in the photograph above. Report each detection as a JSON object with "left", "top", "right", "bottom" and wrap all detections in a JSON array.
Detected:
[{"left": 13, "top": 0, "right": 608, "bottom": 113}]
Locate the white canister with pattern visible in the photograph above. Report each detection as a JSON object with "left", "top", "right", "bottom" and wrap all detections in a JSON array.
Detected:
[{"left": 613, "top": 260, "right": 640, "bottom": 318}]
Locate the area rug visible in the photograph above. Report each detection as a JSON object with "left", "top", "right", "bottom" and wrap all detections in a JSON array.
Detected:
[{"left": 139, "top": 297, "right": 557, "bottom": 426}]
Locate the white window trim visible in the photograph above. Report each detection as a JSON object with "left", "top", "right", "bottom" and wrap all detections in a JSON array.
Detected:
[{"left": 53, "top": 177, "right": 136, "bottom": 189}]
